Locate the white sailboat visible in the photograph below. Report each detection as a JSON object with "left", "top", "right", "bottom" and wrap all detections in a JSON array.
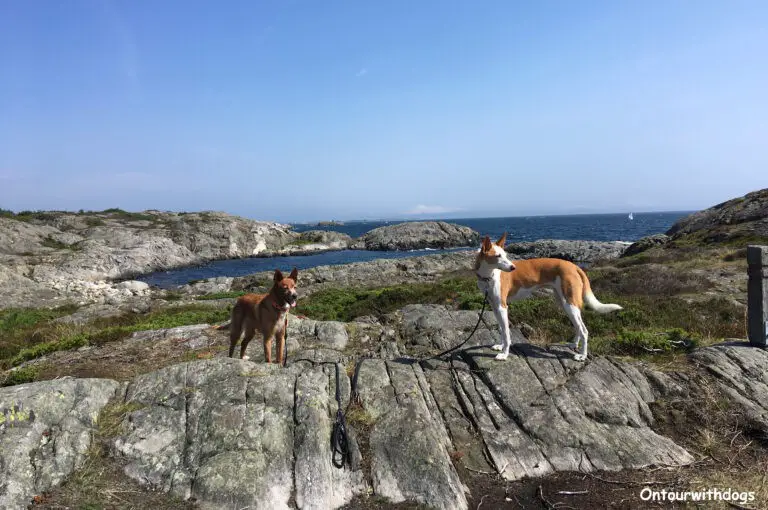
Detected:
[{"left": 628, "top": 212, "right": 634, "bottom": 220}]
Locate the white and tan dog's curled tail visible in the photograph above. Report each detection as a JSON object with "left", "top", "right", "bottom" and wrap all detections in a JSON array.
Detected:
[{"left": 577, "top": 267, "right": 623, "bottom": 314}]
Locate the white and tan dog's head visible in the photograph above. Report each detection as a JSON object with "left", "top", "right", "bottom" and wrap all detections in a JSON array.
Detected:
[{"left": 474, "top": 233, "right": 515, "bottom": 273}]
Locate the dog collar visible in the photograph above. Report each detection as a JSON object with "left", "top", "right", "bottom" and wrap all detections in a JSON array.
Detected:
[
  {"left": 272, "top": 299, "right": 290, "bottom": 311},
  {"left": 475, "top": 272, "right": 493, "bottom": 283}
]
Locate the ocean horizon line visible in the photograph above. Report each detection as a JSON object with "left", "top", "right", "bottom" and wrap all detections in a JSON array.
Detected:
[{"left": 291, "top": 210, "right": 695, "bottom": 226}]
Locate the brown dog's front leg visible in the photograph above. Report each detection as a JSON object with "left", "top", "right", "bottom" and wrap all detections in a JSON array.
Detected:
[
  {"left": 263, "top": 335, "right": 273, "bottom": 363},
  {"left": 276, "top": 329, "right": 286, "bottom": 365}
]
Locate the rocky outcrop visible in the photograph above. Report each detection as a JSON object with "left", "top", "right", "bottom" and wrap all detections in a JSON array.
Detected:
[
  {"left": 112, "top": 360, "right": 365, "bottom": 510},
  {"left": 667, "top": 188, "right": 768, "bottom": 242},
  {"left": 263, "top": 230, "right": 354, "bottom": 256},
  {"left": 231, "top": 252, "right": 476, "bottom": 296},
  {"left": 622, "top": 234, "right": 670, "bottom": 257},
  {"left": 690, "top": 343, "right": 768, "bottom": 435},
  {"left": 103, "top": 336, "right": 696, "bottom": 509},
  {"left": 6, "top": 303, "right": 768, "bottom": 509},
  {"left": 503, "top": 239, "right": 629, "bottom": 262},
  {"left": 0, "top": 211, "right": 296, "bottom": 308},
  {"left": 0, "top": 377, "right": 121, "bottom": 509},
  {"left": 297, "top": 230, "right": 353, "bottom": 247},
  {"left": 352, "top": 221, "right": 479, "bottom": 251}
]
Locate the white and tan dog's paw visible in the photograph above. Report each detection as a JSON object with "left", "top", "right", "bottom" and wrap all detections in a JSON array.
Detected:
[
  {"left": 491, "top": 344, "right": 504, "bottom": 351},
  {"left": 495, "top": 352, "right": 509, "bottom": 360},
  {"left": 573, "top": 353, "right": 587, "bottom": 362},
  {"left": 241, "top": 355, "right": 250, "bottom": 361}
]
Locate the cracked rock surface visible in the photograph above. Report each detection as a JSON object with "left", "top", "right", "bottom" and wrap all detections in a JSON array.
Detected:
[
  {"left": 691, "top": 343, "right": 768, "bottom": 435},
  {"left": 4, "top": 306, "right": 768, "bottom": 509},
  {"left": 0, "top": 378, "right": 120, "bottom": 509}
]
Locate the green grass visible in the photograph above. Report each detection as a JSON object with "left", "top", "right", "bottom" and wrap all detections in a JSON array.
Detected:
[
  {"left": 1, "top": 366, "right": 40, "bottom": 386},
  {"left": 295, "top": 277, "right": 481, "bottom": 321},
  {"left": 609, "top": 328, "right": 699, "bottom": 356},
  {"left": 102, "top": 208, "right": 156, "bottom": 222},
  {"left": 294, "top": 272, "right": 744, "bottom": 359},
  {"left": 2, "top": 207, "right": 158, "bottom": 225},
  {"left": 0, "top": 305, "right": 78, "bottom": 336},
  {"left": 41, "top": 236, "right": 79, "bottom": 251},
  {"left": 195, "top": 290, "right": 247, "bottom": 301},
  {"left": 13, "top": 210, "right": 61, "bottom": 222},
  {"left": 290, "top": 238, "right": 317, "bottom": 247},
  {"left": 85, "top": 217, "right": 106, "bottom": 227},
  {"left": 164, "top": 291, "right": 185, "bottom": 301},
  {"left": 1, "top": 305, "right": 230, "bottom": 371},
  {"left": 503, "top": 293, "right": 742, "bottom": 347}
]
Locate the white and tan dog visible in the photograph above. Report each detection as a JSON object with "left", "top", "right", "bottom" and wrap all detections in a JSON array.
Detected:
[{"left": 474, "top": 233, "right": 622, "bottom": 361}]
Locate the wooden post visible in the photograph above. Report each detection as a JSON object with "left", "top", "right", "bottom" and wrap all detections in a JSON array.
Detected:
[{"left": 747, "top": 245, "right": 768, "bottom": 347}]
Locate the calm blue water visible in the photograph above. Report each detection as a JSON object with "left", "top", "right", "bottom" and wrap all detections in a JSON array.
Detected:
[
  {"left": 139, "top": 212, "right": 689, "bottom": 288},
  {"left": 294, "top": 212, "right": 688, "bottom": 243}
]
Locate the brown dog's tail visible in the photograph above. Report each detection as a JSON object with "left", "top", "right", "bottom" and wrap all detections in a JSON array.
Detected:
[{"left": 577, "top": 266, "right": 623, "bottom": 314}]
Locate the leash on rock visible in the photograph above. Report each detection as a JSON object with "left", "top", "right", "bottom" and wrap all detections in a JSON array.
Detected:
[
  {"left": 286, "top": 290, "right": 492, "bottom": 470},
  {"left": 282, "top": 312, "right": 353, "bottom": 468},
  {"left": 285, "top": 357, "right": 352, "bottom": 469}
]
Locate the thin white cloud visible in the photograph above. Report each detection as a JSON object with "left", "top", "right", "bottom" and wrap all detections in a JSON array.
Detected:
[
  {"left": 355, "top": 68, "right": 368, "bottom": 77},
  {"left": 405, "top": 204, "right": 461, "bottom": 215}
]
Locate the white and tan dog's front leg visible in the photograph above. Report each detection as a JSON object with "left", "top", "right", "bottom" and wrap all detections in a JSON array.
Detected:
[{"left": 491, "top": 304, "right": 513, "bottom": 360}]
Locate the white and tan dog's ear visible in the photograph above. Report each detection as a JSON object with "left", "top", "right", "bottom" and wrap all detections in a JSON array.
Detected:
[
  {"left": 496, "top": 232, "right": 507, "bottom": 247},
  {"left": 481, "top": 236, "right": 492, "bottom": 252},
  {"left": 289, "top": 267, "right": 299, "bottom": 281},
  {"left": 274, "top": 269, "right": 284, "bottom": 282}
]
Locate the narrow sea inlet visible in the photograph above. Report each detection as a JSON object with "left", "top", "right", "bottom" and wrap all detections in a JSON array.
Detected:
[
  {"left": 138, "top": 211, "right": 688, "bottom": 288},
  {"left": 137, "top": 247, "right": 470, "bottom": 288}
]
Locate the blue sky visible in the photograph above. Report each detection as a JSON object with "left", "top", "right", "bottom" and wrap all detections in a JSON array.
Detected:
[{"left": 1, "top": 1, "right": 766, "bottom": 222}]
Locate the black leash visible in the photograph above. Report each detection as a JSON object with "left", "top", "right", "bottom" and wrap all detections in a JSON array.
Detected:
[
  {"left": 287, "top": 289, "right": 492, "bottom": 470},
  {"left": 330, "top": 362, "right": 349, "bottom": 469},
  {"left": 284, "top": 310, "right": 351, "bottom": 467},
  {"left": 286, "top": 356, "right": 352, "bottom": 469},
  {"left": 419, "top": 290, "right": 489, "bottom": 363},
  {"left": 348, "top": 288, "right": 490, "bottom": 396}
]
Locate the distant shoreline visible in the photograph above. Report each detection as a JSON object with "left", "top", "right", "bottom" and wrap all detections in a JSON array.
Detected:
[{"left": 291, "top": 210, "right": 696, "bottom": 226}]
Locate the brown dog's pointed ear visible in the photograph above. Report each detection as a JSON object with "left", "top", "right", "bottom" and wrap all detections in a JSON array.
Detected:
[
  {"left": 481, "top": 236, "right": 491, "bottom": 252},
  {"left": 289, "top": 267, "right": 298, "bottom": 281},
  {"left": 496, "top": 232, "right": 507, "bottom": 247},
  {"left": 274, "top": 269, "right": 284, "bottom": 282}
]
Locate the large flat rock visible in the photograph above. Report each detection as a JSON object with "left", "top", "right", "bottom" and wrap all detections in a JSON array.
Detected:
[
  {"left": 11, "top": 307, "right": 763, "bottom": 509},
  {"left": 104, "top": 306, "right": 698, "bottom": 509}
]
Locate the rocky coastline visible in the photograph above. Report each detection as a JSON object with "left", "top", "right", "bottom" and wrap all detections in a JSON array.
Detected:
[
  {"left": 0, "top": 210, "right": 632, "bottom": 308},
  {"left": 2, "top": 190, "right": 768, "bottom": 508}
]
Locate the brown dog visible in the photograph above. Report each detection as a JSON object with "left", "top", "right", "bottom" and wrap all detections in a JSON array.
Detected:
[{"left": 228, "top": 268, "right": 299, "bottom": 363}]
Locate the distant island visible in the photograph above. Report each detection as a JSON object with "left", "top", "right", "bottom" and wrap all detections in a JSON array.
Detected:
[{"left": 316, "top": 220, "right": 345, "bottom": 226}]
